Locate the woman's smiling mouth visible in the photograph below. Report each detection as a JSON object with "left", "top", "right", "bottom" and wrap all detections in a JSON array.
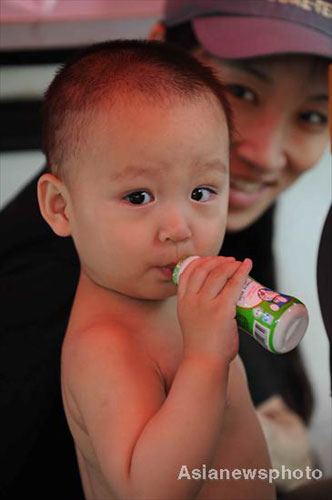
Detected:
[{"left": 229, "top": 176, "right": 275, "bottom": 208}]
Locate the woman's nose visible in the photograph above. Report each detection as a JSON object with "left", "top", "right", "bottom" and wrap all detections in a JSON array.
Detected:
[
  {"left": 158, "top": 209, "right": 192, "bottom": 243},
  {"left": 236, "top": 121, "right": 288, "bottom": 173}
]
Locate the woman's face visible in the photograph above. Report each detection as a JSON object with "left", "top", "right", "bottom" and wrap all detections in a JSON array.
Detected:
[{"left": 195, "top": 51, "right": 329, "bottom": 231}]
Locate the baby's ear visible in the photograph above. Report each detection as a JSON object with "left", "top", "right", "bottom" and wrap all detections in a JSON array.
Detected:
[{"left": 37, "top": 173, "right": 71, "bottom": 237}]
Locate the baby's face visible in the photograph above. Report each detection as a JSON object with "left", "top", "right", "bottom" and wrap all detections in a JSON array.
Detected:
[{"left": 65, "top": 95, "right": 229, "bottom": 300}]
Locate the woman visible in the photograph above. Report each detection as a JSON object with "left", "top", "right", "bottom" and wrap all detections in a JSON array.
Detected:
[{"left": 0, "top": 1, "right": 330, "bottom": 498}]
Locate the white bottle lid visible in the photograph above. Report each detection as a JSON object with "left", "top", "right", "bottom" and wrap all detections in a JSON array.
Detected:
[{"left": 272, "top": 303, "right": 309, "bottom": 353}]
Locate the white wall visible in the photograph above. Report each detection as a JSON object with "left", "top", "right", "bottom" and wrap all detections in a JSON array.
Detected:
[
  {"left": 0, "top": 150, "right": 45, "bottom": 209},
  {"left": 275, "top": 149, "right": 332, "bottom": 475}
]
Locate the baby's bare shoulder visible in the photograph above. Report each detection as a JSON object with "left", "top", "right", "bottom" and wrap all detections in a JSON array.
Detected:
[
  {"left": 62, "top": 319, "right": 162, "bottom": 398},
  {"left": 61, "top": 320, "right": 168, "bottom": 495}
]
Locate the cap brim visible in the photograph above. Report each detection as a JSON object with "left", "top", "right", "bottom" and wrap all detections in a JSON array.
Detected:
[{"left": 193, "top": 16, "right": 332, "bottom": 59}]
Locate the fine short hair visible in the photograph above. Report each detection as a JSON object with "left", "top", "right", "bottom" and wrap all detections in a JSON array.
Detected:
[{"left": 42, "top": 39, "right": 233, "bottom": 180}]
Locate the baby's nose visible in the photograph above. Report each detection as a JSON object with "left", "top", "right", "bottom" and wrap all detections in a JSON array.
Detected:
[{"left": 158, "top": 209, "right": 192, "bottom": 243}]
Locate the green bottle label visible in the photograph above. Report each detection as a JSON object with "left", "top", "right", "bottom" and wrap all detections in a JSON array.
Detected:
[{"left": 236, "top": 278, "right": 303, "bottom": 353}]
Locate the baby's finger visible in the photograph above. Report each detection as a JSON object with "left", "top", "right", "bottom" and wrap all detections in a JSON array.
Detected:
[
  {"left": 199, "top": 260, "right": 243, "bottom": 300},
  {"left": 216, "top": 258, "right": 252, "bottom": 306},
  {"left": 178, "top": 256, "right": 235, "bottom": 297}
]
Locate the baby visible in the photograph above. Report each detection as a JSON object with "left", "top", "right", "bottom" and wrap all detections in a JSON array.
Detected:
[{"left": 38, "top": 40, "right": 275, "bottom": 499}]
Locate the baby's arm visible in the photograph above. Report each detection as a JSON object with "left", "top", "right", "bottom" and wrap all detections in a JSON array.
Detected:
[
  {"left": 64, "top": 257, "right": 255, "bottom": 499},
  {"left": 196, "top": 356, "right": 276, "bottom": 499}
]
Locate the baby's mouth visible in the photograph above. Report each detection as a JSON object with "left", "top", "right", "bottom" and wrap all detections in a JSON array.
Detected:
[
  {"left": 158, "top": 263, "right": 177, "bottom": 281},
  {"left": 164, "top": 263, "right": 176, "bottom": 272}
]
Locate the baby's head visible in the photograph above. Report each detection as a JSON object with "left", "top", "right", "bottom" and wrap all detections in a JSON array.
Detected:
[
  {"left": 38, "top": 40, "right": 233, "bottom": 299},
  {"left": 42, "top": 39, "right": 232, "bottom": 183}
]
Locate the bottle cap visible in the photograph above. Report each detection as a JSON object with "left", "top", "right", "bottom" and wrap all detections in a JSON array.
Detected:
[{"left": 272, "top": 303, "right": 309, "bottom": 353}]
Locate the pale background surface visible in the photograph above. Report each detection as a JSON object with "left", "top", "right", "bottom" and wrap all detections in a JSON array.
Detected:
[{"left": 275, "top": 150, "right": 331, "bottom": 476}]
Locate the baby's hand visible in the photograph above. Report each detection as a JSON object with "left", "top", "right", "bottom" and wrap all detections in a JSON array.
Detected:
[{"left": 177, "top": 256, "right": 252, "bottom": 363}]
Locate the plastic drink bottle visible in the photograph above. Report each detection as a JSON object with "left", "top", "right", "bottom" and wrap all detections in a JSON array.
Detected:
[{"left": 172, "top": 256, "right": 309, "bottom": 354}]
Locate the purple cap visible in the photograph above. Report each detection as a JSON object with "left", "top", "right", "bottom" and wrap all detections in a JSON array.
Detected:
[{"left": 163, "top": 0, "right": 332, "bottom": 59}]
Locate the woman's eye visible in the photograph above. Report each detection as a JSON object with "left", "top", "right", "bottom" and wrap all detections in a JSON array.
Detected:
[
  {"left": 299, "top": 111, "right": 327, "bottom": 127},
  {"left": 225, "top": 85, "right": 255, "bottom": 102},
  {"left": 191, "top": 187, "right": 215, "bottom": 202},
  {"left": 124, "top": 191, "right": 153, "bottom": 205}
]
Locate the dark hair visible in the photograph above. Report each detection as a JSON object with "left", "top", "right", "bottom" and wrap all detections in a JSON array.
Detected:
[
  {"left": 42, "top": 39, "right": 233, "bottom": 180},
  {"left": 165, "top": 21, "right": 199, "bottom": 51}
]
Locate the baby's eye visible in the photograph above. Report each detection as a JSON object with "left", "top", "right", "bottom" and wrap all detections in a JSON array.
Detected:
[
  {"left": 225, "top": 84, "right": 255, "bottom": 103},
  {"left": 191, "top": 187, "right": 216, "bottom": 202},
  {"left": 299, "top": 110, "right": 327, "bottom": 127},
  {"left": 124, "top": 190, "right": 153, "bottom": 205}
]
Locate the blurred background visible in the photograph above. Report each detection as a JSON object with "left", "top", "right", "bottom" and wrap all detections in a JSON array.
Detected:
[{"left": 1, "top": 0, "right": 331, "bottom": 476}]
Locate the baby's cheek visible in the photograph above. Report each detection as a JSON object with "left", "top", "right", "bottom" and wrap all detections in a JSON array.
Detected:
[{"left": 208, "top": 224, "right": 227, "bottom": 253}]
